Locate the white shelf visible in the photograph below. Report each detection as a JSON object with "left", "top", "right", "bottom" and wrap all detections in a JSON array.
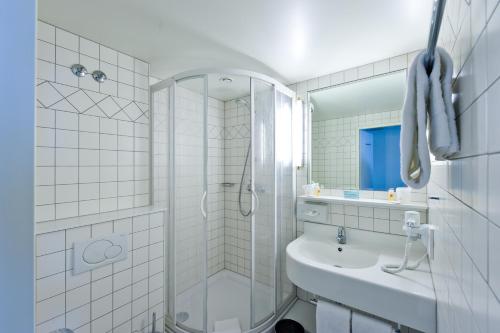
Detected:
[
  {"left": 298, "top": 195, "right": 427, "bottom": 211},
  {"left": 36, "top": 205, "right": 167, "bottom": 234}
]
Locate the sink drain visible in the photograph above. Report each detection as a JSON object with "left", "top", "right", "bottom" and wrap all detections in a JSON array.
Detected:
[{"left": 176, "top": 312, "right": 189, "bottom": 323}]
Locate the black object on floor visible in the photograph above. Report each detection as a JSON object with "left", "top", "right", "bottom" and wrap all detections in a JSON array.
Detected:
[{"left": 275, "top": 319, "right": 305, "bottom": 333}]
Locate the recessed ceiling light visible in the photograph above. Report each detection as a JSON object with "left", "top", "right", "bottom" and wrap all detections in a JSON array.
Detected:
[{"left": 219, "top": 77, "right": 233, "bottom": 83}]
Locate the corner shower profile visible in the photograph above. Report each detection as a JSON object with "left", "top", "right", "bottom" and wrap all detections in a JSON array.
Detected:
[{"left": 151, "top": 69, "right": 298, "bottom": 333}]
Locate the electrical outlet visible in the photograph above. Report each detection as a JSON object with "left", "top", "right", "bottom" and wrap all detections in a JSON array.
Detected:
[
  {"left": 404, "top": 211, "right": 421, "bottom": 228},
  {"left": 418, "top": 224, "right": 437, "bottom": 260}
]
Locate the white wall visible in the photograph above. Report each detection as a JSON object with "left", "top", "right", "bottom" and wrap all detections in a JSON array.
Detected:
[
  {"left": 429, "top": 0, "right": 500, "bottom": 332},
  {"left": 0, "top": 1, "right": 36, "bottom": 332},
  {"left": 35, "top": 21, "right": 151, "bottom": 223}
]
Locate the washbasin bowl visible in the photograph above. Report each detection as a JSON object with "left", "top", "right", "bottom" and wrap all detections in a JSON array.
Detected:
[
  {"left": 297, "top": 239, "right": 379, "bottom": 269},
  {"left": 286, "top": 222, "right": 436, "bottom": 333}
]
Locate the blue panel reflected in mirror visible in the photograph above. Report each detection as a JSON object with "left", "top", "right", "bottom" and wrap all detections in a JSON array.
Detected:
[{"left": 359, "top": 125, "right": 405, "bottom": 191}]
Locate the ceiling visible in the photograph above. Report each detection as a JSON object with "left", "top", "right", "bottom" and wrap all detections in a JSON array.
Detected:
[
  {"left": 38, "top": 0, "right": 433, "bottom": 85},
  {"left": 310, "top": 71, "right": 406, "bottom": 121}
]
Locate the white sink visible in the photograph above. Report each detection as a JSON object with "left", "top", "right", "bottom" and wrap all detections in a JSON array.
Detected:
[
  {"left": 296, "top": 239, "right": 379, "bottom": 269},
  {"left": 287, "top": 222, "right": 436, "bottom": 333}
]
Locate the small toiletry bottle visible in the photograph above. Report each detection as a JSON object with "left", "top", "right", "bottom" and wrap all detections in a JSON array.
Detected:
[
  {"left": 313, "top": 183, "right": 321, "bottom": 196},
  {"left": 388, "top": 188, "right": 396, "bottom": 202}
]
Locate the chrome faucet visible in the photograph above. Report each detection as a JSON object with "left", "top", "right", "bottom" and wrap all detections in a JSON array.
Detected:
[{"left": 337, "top": 226, "right": 346, "bottom": 244}]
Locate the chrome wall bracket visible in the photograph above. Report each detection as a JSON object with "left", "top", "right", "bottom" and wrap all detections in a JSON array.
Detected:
[
  {"left": 70, "top": 64, "right": 107, "bottom": 83},
  {"left": 70, "top": 64, "right": 87, "bottom": 77},
  {"left": 91, "top": 70, "right": 107, "bottom": 83}
]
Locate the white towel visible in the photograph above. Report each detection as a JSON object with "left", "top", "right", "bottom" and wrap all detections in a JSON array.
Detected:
[
  {"left": 213, "top": 318, "right": 241, "bottom": 333},
  {"left": 428, "top": 48, "right": 459, "bottom": 159},
  {"left": 400, "top": 47, "right": 458, "bottom": 189},
  {"left": 316, "top": 300, "right": 350, "bottom": 333},
  {"left": 352, "top": 312, "right": 393, "bottom": 333}
]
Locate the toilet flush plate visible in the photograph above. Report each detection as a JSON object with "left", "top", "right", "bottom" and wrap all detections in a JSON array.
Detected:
[{"left": 73, "top": 233, "right": 128, "bottom": 275}]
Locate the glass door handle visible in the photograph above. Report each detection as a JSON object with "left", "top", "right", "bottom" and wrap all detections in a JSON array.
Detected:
[
  {"left": 249, "top": 188, "right": 260, "bottom": 217},
  {"left": 200, "top": 191, "right": 207, "bottom": 219}
]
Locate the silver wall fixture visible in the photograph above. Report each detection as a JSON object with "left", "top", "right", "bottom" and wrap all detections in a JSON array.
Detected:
[
  {"left": 70, "top": 64, "right": 107, "bottom": 83},
  {"left": 423, "top": 0, "right": 447, "bottom": 73},
  {"left": 219, "top": 77, "right": 233, "bottom": 83},
  {"left": 70, "top": 64, "right": 87, "bottom": 77},
  {"left": 92, "top": 70, "right": 107, "bottom": 83}
]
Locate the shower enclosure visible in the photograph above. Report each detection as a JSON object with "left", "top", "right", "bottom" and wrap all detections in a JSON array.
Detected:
[{"left": 151, "top": 69, "right": 297, "bottom": 333}]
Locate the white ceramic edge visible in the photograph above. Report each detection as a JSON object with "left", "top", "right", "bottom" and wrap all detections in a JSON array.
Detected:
[
  {"left": 298, "top": 194, "right": 428, "bottom": 210},
  {"left": 286, "top": 223, "right": 436, "bottom": 332}
]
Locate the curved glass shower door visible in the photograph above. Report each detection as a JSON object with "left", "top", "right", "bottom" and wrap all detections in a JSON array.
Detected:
[
  {"left": 173, "top": 76, "right": 208, "bottom": 333},
  {"left": 151, "top": 69, "right": 297, "bottom": 333},
  {"left": 251, "top": 78, "right": 276, "bottom": 327}
]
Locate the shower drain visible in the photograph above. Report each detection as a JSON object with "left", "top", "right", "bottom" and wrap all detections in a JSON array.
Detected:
[{"left": 176, "top": 312, "right": 189, "bottom": 323}]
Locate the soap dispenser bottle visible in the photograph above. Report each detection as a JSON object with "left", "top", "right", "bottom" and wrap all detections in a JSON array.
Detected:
[{"left": 387, "top": 188, "right": 396, "bottom": 202}]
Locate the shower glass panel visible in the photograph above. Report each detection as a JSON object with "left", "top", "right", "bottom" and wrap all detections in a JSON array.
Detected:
[
  {"left": 151, "top": 69, "right": 297, "bottom": 333},
  {"left": 174, "top": 76, "right": 208, "bottom": 333},
  {"left": 151, "top": 82, "right": 174, "bottom": 325},
  {"left": 251, "top": 78, "right": 276, "bottom": 326},
  {"left": 275, "top": 91, "right": 295, "bottom": 309}
]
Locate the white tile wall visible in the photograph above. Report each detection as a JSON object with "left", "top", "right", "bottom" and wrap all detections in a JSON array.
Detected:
[
  {"left": 289, "top": 51, "right": 419, "bottom": 102},
  {"left": 35, "top": 21, "right": 150, "bottom": 222},
  {"left": 206, "top": 96, "right": 226, "bottom": 276},
  {"left": 223, "top": 98, "right": 252, "bottom": 277},
  {"left": 297, "top": 200, "right": 427, "bottom": 237},
  {"left": 426, "top": 0, "right": 500, "bottom": 333},
  {"left": 35, "top": 211, "right": 164, "bottom": 333}
]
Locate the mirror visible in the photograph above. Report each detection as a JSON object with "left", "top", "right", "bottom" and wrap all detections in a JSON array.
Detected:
[{"left": 309, "top": 70, "right": 406, "bottom": 191}]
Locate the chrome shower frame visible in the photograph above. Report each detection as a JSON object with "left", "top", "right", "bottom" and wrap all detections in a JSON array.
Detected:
[{"left": 150, "top": 68, "right": 298, "bottom": 333}]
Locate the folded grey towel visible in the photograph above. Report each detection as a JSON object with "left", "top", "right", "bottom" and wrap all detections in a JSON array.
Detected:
[
  {"left": 400, "top": 47, "right": 458, "bottom": 189},
  {"left": 428, "top": 48, "right": 459, "bottom": 159},
  {"left": 400, "top": 51, "right": 431, "bottom": 189}
]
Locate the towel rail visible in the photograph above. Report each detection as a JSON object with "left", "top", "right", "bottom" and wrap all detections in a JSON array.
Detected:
[
  {"left": 424, "top": 0, "right": 447, "bottom": 73},
  {"left": 310, "top": 298, "right": 403, "bottom": 333}
]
